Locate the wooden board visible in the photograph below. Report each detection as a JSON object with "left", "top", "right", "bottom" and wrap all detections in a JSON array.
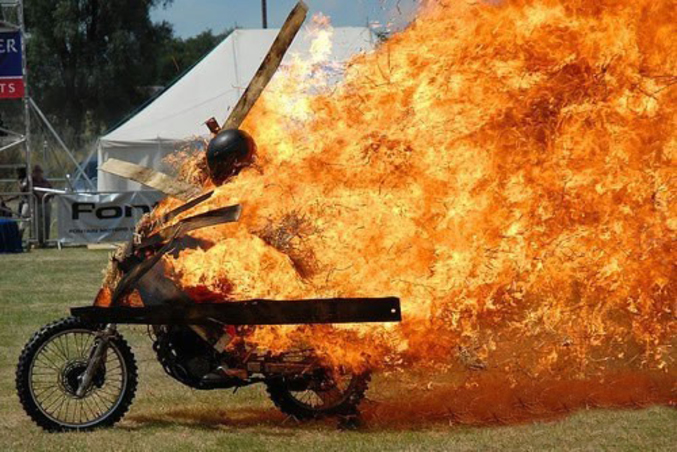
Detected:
[
  {"left": 100, "top": 158, "right": 201, "bottom": 201},
  {"left": 221, "top": 1, "right": 308, "bottom": 130},
  {"left": 72, "top": 297, "right": 402, "bottom": 325},
  {"left": 138, "top": 204, "right": 242, "bottom": 250}
]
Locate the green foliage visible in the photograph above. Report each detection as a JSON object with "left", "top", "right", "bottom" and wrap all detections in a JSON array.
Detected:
[{"left": 23, "top": 0, "right": 229, "bottom": 147}]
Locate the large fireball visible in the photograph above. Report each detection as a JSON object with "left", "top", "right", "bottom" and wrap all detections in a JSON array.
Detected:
[{"left": 157, "top": 0, "right": 675, "bottom": 418}]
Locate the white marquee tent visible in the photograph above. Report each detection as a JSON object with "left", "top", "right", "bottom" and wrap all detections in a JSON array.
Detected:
[{"left": 97, "top": 27, "right": 375, "bottom": 192}]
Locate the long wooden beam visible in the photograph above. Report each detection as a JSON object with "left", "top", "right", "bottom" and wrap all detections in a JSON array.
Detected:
[
  {"left": 72, "top": 297, "right": 402, "bottom": 325},
  {"left": 100, "top": 158, "right": 201, "bottom": 201},
  {"left": 222, "top": 1, "right": 308, "bottom": 130}
]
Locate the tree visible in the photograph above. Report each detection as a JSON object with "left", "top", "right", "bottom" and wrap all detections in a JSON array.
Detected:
[{"left": 25, "top": 0, "right": 174, "bottom": 147}]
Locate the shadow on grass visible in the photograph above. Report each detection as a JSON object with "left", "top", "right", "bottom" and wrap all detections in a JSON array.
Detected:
[
  {"left": 123, "top": 376, "right": 675, "bottom": 434},
  {"left": 125, "top": 406, "right": 329, "bottom": 434},
  {"left": 123, "top": 399, "right": 577, "bottom": 433},
  {"left": 124, "top": 403, "right": 675, "bottom": 436}
]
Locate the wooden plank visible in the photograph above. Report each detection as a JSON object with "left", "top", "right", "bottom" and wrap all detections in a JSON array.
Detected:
[
  {"left": 138, "top": 204, "right": 242, "bottom": 251},
  {"left": 86, "top": 243, "right": 121, "bottom": 250},
  {"left": 222, "top": 1, "right": 308, "bottom": 130},
  {"left": 100, "top": 158, "right": 201, "bottom": 201},
  {"left": 161, "top": 190, "right": 214, "bottom": 223},
  {"left": 71, "top": 297, "right": 403, "bottom": 325}
]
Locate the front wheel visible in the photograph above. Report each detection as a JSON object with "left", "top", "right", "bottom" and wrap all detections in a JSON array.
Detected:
[{"left": 16, "top": 317, "right": 137, "bottom": 432}]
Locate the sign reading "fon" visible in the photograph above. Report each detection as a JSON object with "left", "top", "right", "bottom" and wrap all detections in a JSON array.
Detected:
[
  {"left": 0, "top": 31, "right": 24, "bottom": 99},
  {"left": 57, "top": 191, "right": 165, "bottom": 243}
]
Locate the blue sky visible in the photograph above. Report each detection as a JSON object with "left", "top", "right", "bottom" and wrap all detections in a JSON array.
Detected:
[{"left": 152, "top": 0, "right": 419, "bottom": 38}]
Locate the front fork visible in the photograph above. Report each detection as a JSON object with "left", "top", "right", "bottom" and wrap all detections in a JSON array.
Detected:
[{"left": 76, "top": 323, "right": 117, "bottom": 398}]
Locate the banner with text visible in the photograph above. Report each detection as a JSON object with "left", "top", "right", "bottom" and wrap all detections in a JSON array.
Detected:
[
  {"left": 0, "top": 31, "right": 24, "bottom": 99},
  {"left": 57, "top": 191, "right": 164, "bottom": 243}
]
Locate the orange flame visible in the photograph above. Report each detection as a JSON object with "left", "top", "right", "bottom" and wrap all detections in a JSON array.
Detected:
[{"left": 158, "top": 0, "right": 675, "bottom": 412}]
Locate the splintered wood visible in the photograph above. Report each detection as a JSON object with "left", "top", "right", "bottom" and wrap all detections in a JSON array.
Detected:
[
  {"left": 100, "top": 1, "right": 309, "bottom": 200},
  {"left": 100, "top": 1, "right": 310, "bottom": 310},
  {"left": 221, "top": 1, "right": 308, "bottom": 130},
  {"left": 100, "top": 158, "right": 201, "bottom": 201}
]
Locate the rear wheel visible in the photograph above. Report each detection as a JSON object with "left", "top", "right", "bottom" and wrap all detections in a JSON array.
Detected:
[
  {"left": 16, "top": 317, "right": 137, "bottom": 432},
  {"left": 266, "top": 366, "right": 370, "bottom": 420}
]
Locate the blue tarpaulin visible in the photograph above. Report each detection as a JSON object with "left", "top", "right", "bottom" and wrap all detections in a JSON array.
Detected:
[{"left": 0, "top": 218, "right": 22, "bottom": 253}]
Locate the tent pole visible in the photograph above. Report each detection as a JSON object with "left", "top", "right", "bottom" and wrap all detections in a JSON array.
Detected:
[{"left": 28, "top": 97, "right": 95, "bottom": 190}]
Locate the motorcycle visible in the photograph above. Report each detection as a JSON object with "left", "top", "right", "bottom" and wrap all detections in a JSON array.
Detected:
[{"left": 15, "top": 198, "right": 401, "bottom": 432}]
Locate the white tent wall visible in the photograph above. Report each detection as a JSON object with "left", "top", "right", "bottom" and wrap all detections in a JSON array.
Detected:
[
  {"left": 98, "top": 27, "right": 375, "bottom": 192},
  {"left": 97, "top": 138, "right": 188, "bottom": 192}
]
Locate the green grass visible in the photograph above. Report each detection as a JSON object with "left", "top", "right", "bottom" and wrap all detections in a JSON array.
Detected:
[{"left": 0, "top": 249, "right": 675, "bottom": 451}]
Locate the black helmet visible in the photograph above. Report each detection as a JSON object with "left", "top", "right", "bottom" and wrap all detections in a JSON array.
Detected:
[{"left": 206, "top": 129, "right": 256, "bottom": 185}]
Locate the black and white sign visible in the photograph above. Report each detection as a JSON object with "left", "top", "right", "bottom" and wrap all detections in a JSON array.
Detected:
[{"left": 57, "top": 191, "right": 164, "bottom": 243}]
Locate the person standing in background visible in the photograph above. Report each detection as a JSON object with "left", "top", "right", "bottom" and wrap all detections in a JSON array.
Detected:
[
  {"left": 16, "top": 167, "right": 30, "bottom": 239},
  {"left": 31, "top": 165, "right": 52, "bottom": 246}
]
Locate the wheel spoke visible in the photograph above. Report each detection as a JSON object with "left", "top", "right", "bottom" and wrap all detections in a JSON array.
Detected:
[
  {"left": 316, "top": 387, "right": 343, "bottom": 407},
  {"left": 64, "top": 334, "right": 71, "bottom": 362},
  {"left": 94, "top": 390, "right": 118, "bottom": 405},
  {"left": 78, "top": 334, "right": 94, "bottom": 359},
  {"left": 282, "top": 370, "right": 362, "bottom": 413},
  {"left": 35, "top": 349, "right": 63, "bottom": 372},
  {"left": 46, "top": 392, "right": 68, "bottom": 417},
  {"left": 82, "top": 396, "right": 100, "bottom": 420},
  {"left": 87, "top": 391, "right": 106, "bottom": 416},
  {"left": 63, "top": 397, "right": 72, "bottom": 424},
  {"left": 35, "top": 389, "right": 60, "bottom": 410},
  {"left": 33, "top": 384, "right": 59, "bottom": 400},
  {"left": 52, "top": 336, "right": 70, "bottom": 362}
]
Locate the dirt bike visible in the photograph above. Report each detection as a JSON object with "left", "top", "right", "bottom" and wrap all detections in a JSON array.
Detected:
[{"left": 15, "top": 199, "right": 401, "bottom": 432}]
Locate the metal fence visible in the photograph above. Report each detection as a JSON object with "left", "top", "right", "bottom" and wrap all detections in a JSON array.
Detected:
[
  {"left": 2, "top": 189, "right": 164, "bottom": 249},
  {"left": 40, "top": 192, "right": 58, "bottom": 247},
  {"left": 2, "top": 191, "right": 80, "bottom": 249}
]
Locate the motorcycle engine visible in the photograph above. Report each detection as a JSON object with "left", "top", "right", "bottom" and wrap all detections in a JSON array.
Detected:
[{"left": 152, "top": 325, "right": 220, "bottom": 388}]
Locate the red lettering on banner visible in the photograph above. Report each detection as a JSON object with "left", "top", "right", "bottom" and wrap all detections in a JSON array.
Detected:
[{"left": 0, "top": 78, "right": 24, "bottom": 99}]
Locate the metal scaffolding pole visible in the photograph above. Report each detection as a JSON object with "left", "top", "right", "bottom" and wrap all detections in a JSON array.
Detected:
[
  {"left": 2, "top": 0, "right": 36, "bottom": 242},
  {"left": 17, "top": 0, "right": 31, "bottom": 197},
  {"left": 2, "top": 0, "right": 96, "bottom": 247},
  {"left": 29, "top": 98, "right": 95, "bottom": 189}
]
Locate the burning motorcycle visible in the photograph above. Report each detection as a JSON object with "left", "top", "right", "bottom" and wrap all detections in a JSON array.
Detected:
[
  {"left": 16, "top": 1, "right": 401, "bottom": 432},
  {"left": 15, "top": 194, "right": 401, "bottom": 432}
]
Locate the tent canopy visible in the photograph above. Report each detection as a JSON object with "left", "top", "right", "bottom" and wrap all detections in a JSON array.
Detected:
[{"left": 98, "top": 27, "right": 374, "bottom": 192}]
